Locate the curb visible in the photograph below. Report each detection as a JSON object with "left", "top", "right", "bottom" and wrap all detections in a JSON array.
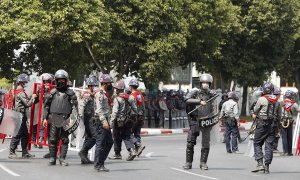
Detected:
[{"left": 141, "top": 123, "right": 250, "bottom": 136}]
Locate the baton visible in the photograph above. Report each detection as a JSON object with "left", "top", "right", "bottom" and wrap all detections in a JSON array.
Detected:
[{"left": 187, "top": 94, "right": 220, "bottom": 115}]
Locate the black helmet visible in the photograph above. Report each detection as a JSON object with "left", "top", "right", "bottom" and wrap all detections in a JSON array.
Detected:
[
  {"left": 273, "top": 87, "right": 281, "bottom": 95},
  {"left": 284, "top": 90, "right": 294, "bottom": 99},
  {"left": 86, "top": 76, "right": 98, "bottom": 86},
  {"left": 16, "top": 74, "right": 29, "bottom": 84},
  {"left": 55, "top": 69, "right": 69, "bottom": 80},
  {"left": 221, "top": 93, "right": 228, "bottom": 100},
  {"left": 228, "top": 91, "right": 237, "bottom": 99},
  {"left": 262, "top": 82, "right": 274, "bottom": 95}
]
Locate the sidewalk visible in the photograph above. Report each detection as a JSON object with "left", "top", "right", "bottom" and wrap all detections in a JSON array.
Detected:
[{"left": 141, "top": 122, "right": 252, "bottom": 136}]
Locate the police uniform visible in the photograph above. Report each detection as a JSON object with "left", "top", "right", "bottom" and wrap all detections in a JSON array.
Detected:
[
  {"left": 9, "top": 85, "right": 36, "bottom": 158},
  {"left": 93, "top": 87, "right": 113, "bottom": 170},
  {"left": 183, "top": 89, "right": 217, "bottom": 170},
  {"left": 252, "top": 93, "right": 281, "bottom": 173},
  {"left": 78, "top": 90, "right": 97, "bottom": 164},
  {"left": 220, "top": 99, "right": 239, "bottom": 153},
  {"left": 44, "top": 87, "right": 78, "bottom": 165},
  {"left": 281, "top": 98, "right": 299, "bottom": 155},
  {"left": 110, "top": 93, "right": 137, "bottom": 160}
]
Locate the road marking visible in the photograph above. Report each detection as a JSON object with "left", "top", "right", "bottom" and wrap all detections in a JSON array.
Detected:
[
  {"left": 0, "top": 148, "right": 7, "bottom": 152},
  {"left": 0, "top": 164, "right": 20, "bottom": 177},
  {"left": 171, "top": 167, "right": 218, "bottom": 180},
  {"left": 145, "top": 152, "right": 154, "bottom": 158}
]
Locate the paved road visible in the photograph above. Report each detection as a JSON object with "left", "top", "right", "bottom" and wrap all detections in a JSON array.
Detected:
[{"left": 0, "top": 133, "right": 299, "bottom": 180}]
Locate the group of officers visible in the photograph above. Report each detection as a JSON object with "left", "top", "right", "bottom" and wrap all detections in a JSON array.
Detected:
[
  {"left": 7, "top": 69, "right": 145, "bottom": 172},
  {"left": 4, "top": 70, "right": 299, "bottom": 174}
]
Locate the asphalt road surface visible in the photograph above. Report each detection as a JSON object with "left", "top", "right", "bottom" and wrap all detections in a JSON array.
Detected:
[{"left": 0, "top": 133, "right": 299, "bottom": 180}]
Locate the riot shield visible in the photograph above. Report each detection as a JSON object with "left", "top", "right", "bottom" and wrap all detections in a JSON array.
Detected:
[
  {"left": 0, "top": 108, "right": 22, "bottom": 136},
  {"left": 62, "top": 112, "right": 79, "bottom": 135}
]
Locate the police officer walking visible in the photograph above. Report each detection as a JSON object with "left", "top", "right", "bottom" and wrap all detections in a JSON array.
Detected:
[
  {"left": 78, "top": 76, "right": 99, "bottom": 164},
  {"left": 281, "top": 90, "right": 299, "bottom": 156},
  {"left": 183, "top": 73, "right": 217, "bottom": 170},
  {"left": 251, "top": 82, "right": 281, "bottom": 174},
  {"left": 109, "top": 80, "right": 137, "bottom": 161},
  {"left": 219, "top": 91, "right": 240, "bottom": 153},
  {"left": 93, "top": 74, "right": 114, "bottom": 172},
  {"left": 43, "top": 70, "right": 78, "bottom": 166},
  {"left": 9, "top": 74, "right": 37, "bottom": 159},
  {"left": 272, "top": 87, "right": 282, "bottom": 153},
  {"left": 128, "top": 79, "right": 146, "bottom": 156}
]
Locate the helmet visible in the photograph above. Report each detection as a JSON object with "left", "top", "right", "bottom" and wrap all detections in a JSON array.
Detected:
[
  {"left": 273, "top": 87, "right": 281, "bottom": 95},
  {"left": 129, "top": 79, "right": 139, "bottom": 87},
  {"left": 125, "top": 87, "right": 131, "bottom": 94},
  {"left": 199, "top": 74, "right": 213, "bottom": 84},
  {"left": 113, "top": 80, "right": 125, "bottom": 90},
  {"left": 40, "top": 73, "right": 53, "bottom": 82},
  {"left": 221, "top": 93, "right": 228, "bottom": 100},
  {"left": 228, "top": 91, "right": 237, "bottom": 99},
  {"left": 16, "top": 74, "right": 29, "bottom": 84},
  {"left": 262, "top": 82, "right": 274, "bottom": 95},
  {"left": 100, "top": 74, "right": 113, "bottom": 83},
  {"left": 86, "top": 76, "right": 98, "bottom": 86},
  {"left": 285, "top": 90, "right": 294, "bottom": 99},
  {"left": 55, "top": 69, "right": 69, "bottom": 80}
]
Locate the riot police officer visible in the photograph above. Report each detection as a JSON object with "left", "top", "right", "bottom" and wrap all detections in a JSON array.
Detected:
[
  {"left": 281, "top": 90, "right": 299, "bottom": 156},
  {"left": 128, "top": 79, "right": 146, "bottom": 156},
  {"left": 32, "top": 73, "right": 54, "bottom": 149},
  {"left": 78, "top": 76, "right": 99, "bottom": 164},
  {"left": 9, "top": 73, "right": 37, "bottom": 159},
  {"left": 272, "top": 87, "right": 282, "bottom": 153},
  {"left": 43, "top": 70, "right": 78, "bottom": 166},
  {"left": 183, "top": 73, "right": 218, "bottom": 170},
  {"left": 109, "top": 80, "right": 137, "bottom": 161},
  {"left": 252, "top": 82, "right": 281, "bottom": 174},
  {"left": 93, "top": 74, "right": 114, "bottom": 172},
  {"left": 220, "top": 91, "right": 240, "bottom": 153}
]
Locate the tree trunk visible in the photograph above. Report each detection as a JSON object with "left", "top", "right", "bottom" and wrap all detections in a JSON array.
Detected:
[{"left": 241, "top": 85, "right": 248, "bottom": 116}]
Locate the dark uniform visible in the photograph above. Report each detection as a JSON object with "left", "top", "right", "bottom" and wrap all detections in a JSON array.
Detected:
[
  {"left": 129, "top": 79, "right": 146, "bottom": 156},
  {"left": 78, "top": 76, "right": 99, "bottom": 164},
  {"left": 252, "top": 83, "right": 281, "bottom": 174},
  {"left": 220, "top": 92, "right": 239, "bottom": 153},
  {"left": 281, "top": 90, "right": 299, "bottom": 156},
  {"left": 9, "top": 74, "right": 37, "bottom": 159},
  {"left": 93, "top": 74, "right": 114, "bottom": 172},
  {"left": 43, "top": 70, "right": 78, "bottom": 166},
  {"left": 183, "top": 73, "right": 217, "bottom": 170},
  {"left": 110, "top": 80, "right": 137, "bottom": 161}
]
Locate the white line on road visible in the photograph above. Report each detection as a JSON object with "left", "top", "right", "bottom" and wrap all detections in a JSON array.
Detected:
[
  {"left": 0, "top": 148, "right": 7, "bottom": 152},
  {"left": 145, "top": 152, "right": 154, "bottom": 158},
  {"left": 171, "top": 167, "right": 218, "bottom": 180},
  {"left": 143, "top": 134, "right": 186, "bottom": 138},
  {"left": 0, "top": 164, "right": 20, "bottom": 177}
]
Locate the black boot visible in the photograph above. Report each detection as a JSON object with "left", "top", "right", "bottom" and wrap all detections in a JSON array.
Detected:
[
  {"left": 108, "top": 153, "right": 122, "bottom": 160},
  {"left": 135, "top": 144, "right": 146, "bottom": 157},
  {"left": 200, "top": 148, "right": 209, "bottom": 170},
  {"left": 59, "top": 144, "right": 69, "bottom": 166},
  {"left": 79, "top": 150, "right": 93, "bottom": 164},
  {"left": 48, "top": 157, "right": 56, "bottom": 166},
  {"left": 252, "top": 159, "right": 264, "bottom": 172},
  {"left": 22, "top": 149, "right": 35, "bottom": 158},
  {"left": 264, "top": 164, "right": 270, "bottom": 174},
  {"left": 8, "top": 149, "right": 17, "bottom": 159},
  {"left": 96, "top": 165, "right": 109, "bottom": 172},
  {"left": 126, "top": 149, "right": 137, "bottom": 161},
  {"left": 183, "top": 145, "right": 194, "bottom": 170}
]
